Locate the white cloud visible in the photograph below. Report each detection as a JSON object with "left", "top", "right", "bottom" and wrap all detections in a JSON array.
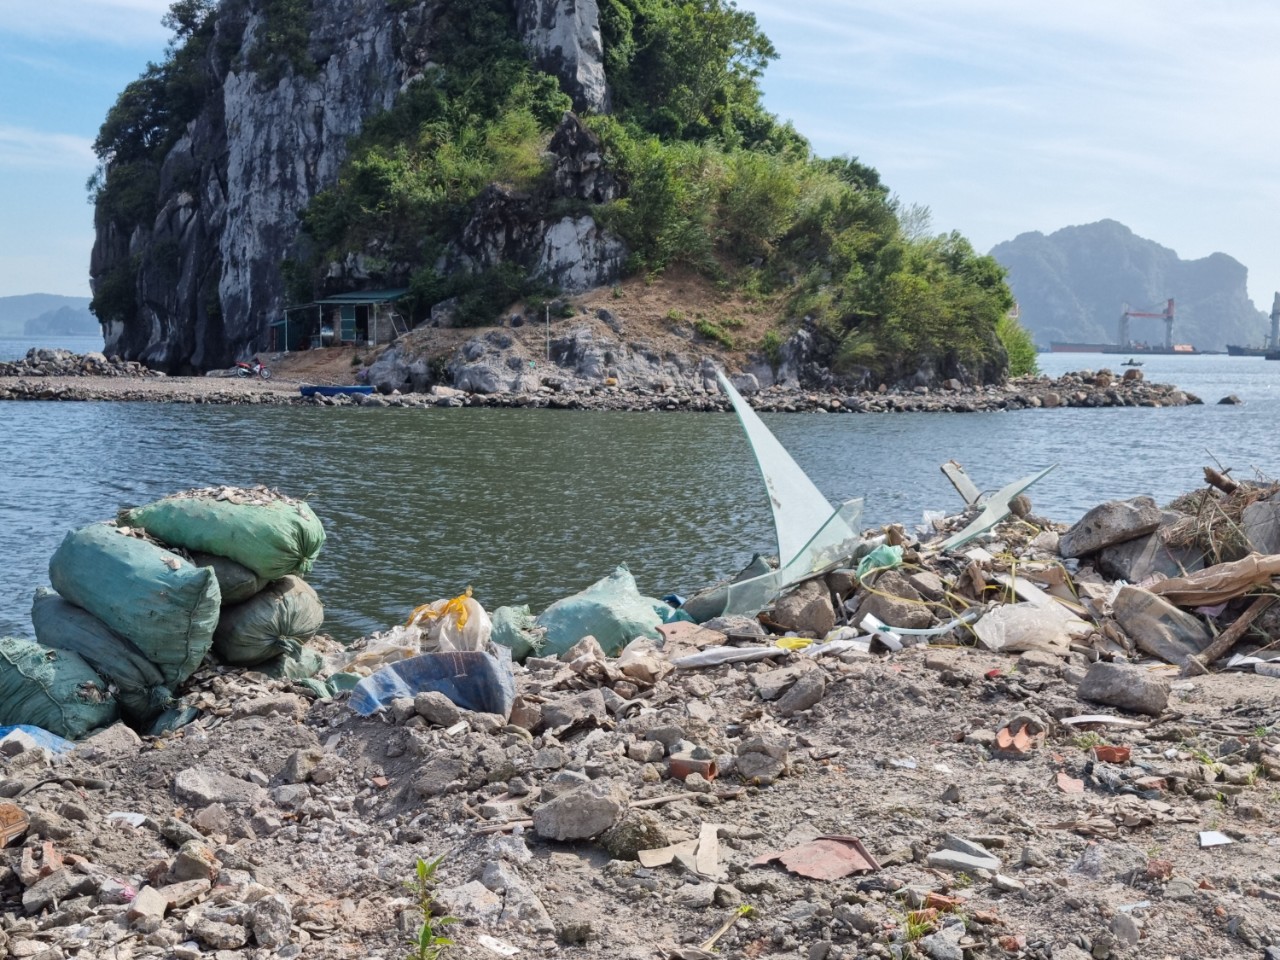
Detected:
[
  {"left": 2, "top": 0, "right": 172, "bottom": 45},
  {"left": 0, "top": 125, "right": 95, "bottom": 169}
]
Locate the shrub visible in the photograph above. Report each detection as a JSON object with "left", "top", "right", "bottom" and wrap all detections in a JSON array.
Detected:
[{"left": 997, "top": 310, "right": 1039, "bottom": 376}]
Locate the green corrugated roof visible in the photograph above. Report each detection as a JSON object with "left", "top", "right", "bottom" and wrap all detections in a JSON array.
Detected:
[{"left": 314, "top": 289, "right": 408, "bottom": 305}]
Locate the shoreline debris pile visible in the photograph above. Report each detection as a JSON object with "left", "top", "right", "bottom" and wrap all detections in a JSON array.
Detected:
[{"left": 4, "top": 409, "right": 1280, "bottom": 957}]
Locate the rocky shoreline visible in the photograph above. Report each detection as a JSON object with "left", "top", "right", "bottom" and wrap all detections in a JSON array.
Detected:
[
  {"left": 0, "top": 350, "right": 1203, "bottom": 412},
  {"left": 4, "top": 477, "right": 1280, "bottom": 960}
]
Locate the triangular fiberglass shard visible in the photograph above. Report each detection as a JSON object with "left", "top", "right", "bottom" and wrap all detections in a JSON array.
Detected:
[{"left": 716, "top": 371, "right": 838, "bottom": 567}]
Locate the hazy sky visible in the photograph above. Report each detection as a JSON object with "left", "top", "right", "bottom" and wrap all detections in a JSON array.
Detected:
[{"left": 2, "top": 0, "right": 1277, "bottom": 308}]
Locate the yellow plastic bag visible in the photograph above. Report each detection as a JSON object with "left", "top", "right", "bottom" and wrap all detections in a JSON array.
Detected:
[{"left": 407, "top": 587, "right": 492, "bottom": 652}]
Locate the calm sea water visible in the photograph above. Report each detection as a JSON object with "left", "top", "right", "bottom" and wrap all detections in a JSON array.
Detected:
[
  {"left": 1, "top": 351, "right": 1276, "bottom": 642},
  {"left": 0, "top": 335, "right": 105, "bottom": 361}
]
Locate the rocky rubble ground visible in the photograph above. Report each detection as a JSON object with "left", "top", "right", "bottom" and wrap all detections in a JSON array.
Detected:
[
  {"left": 6, "top": 475, "right": 1280, "bottom": 960},
  {"left": 0, "top": 350, "right": 160, "bottom": 380}
]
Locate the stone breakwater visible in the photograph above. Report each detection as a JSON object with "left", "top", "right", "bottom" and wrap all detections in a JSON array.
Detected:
[{"left": 1, "top": 363, "right": 1201, "bottom": 412}]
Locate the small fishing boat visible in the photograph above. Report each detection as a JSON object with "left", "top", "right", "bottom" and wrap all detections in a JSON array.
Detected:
[
  {"left": 299, "top": 384, "right": 374, "bottom": 397},
  {"left": 1121, "top": 358, "right": 1143, "bottom": 367}
]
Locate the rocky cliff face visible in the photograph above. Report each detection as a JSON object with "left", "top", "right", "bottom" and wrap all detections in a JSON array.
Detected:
[
  {"left": 90, "top": 0, "right": 616, "bottom": 372},
  {"left": 990, "top": 220, "right": 1268, "bottom": 351}
]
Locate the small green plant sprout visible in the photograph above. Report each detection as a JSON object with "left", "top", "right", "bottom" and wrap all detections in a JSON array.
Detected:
[
  {"left": 1073, "top": 732, "right": 1103, "bottom": 751},
  {"left": 1254, "top": 725, "right": 1271, "bottom": 739},
  {"left": 405, "top": 855, "right": 456, "bottom": 960}
]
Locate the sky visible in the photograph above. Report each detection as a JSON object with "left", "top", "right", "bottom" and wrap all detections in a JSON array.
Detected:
[{"left": 1, "top": 0, "right": 1278, "bottom": 308}]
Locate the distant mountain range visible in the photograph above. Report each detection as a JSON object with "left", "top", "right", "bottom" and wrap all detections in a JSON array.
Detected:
[
  {"left": 990, "top": 220, "right": 1269, "bottom": 351},
  {"left": 0, "top": 294, "right": 97, "bottom": 338}
]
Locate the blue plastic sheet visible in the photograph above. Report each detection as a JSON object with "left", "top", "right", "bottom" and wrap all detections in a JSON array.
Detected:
[
  {"left": 0, "top": 724, "right": 77, "bottom": 754},
  {"left": 348, "top": 649, "right": 516, "bottom": 719}
]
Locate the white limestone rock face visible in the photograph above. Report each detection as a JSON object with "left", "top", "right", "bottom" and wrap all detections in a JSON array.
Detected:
[
  {"left": 535, "top": 217, "right": 626, "bottom": 293},
  {"left": 516, "top": 0, "right": 610, "bottom": 113},
  {"left": 218, "top": 4, "right": 410, "bottom": 363}
]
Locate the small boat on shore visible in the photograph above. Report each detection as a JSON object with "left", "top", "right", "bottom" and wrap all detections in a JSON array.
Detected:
[{"left": 299, "top": 384, "right": 374, "bottom": 397}]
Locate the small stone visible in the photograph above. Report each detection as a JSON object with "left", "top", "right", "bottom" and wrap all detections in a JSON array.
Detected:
[
  {"left": 600, "top": 810, "right": 670, "bottom": 860},
  {"left": 627, "top": 740, "right": 664, "bottom": 763},
  {"left": 1110, "top": 912, "right": 1141, "bottom": 946},
  {"left": 169, "top": 840, "right": 221, "bottom": 883},
  {"left": 390, "top": 697, "right": 417, "bottom": 724},
  {"left": 282, "top": 748, "right": 323, "bottom": 784},
  {"left": 777, "top": 671, "right": 826, "bottom": 716}
]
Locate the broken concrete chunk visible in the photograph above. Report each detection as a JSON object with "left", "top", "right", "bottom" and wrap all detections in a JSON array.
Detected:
[
  {"left": 1059, "top": 495, "right": 1162, "bottom": 558},
  {"left": 1078, "top": 661, "right": 1169, "bottom": 716},
  {"left": 127, "top": 885, "right": 168, "bottom": 932},
  {"left": 1112, "top": 586, "right": 1213, "bottom": 665},
  {"left": 532, "top": 782, "right": 623, "bottom": 841},
  {"left": 174, "top": 767, "right": 268, "bottom": 807},
  {"left": 414, "top": 690, "right": 463, "bottom": 727},
  {"left": 926, "top": 849, "right": 1000, "bottom": 874}
]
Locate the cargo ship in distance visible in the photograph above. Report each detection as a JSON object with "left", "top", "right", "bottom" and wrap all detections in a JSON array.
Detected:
[
  {"left": 1048, "top": 299, "right": 1201, "bottom": 354},
  {"left": 1227, "top": 293, "right": 1280, "bottom": 357}
]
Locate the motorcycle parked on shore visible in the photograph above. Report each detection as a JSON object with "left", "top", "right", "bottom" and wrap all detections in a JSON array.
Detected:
[{"left": 234, "top": 358, "right": 272, "bottom": 379}]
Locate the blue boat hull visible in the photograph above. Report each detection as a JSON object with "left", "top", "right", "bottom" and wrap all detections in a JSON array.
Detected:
[{"left": 299, "top": 385, "right": 375, "bottom": 397}]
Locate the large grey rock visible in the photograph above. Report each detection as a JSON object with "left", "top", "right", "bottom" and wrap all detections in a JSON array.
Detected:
[
  {"left": 1112, "top": 586, "right": 1213, "bottom": 664},
  {"left": 532, "top": 781, "right": 623, "bottom": 840},
  {"left": 1098, "top": 513, "right": 1206, "bottom": 582},
  {"left": 856, "top": 571, "right": 933, "bottom": 630},
  {"left": 174, "top": 767, "right": 267, "bottom": 808},
  {"left": 1244, "top": 495, "right": 1280, "bottom": 555},
  {"left": 1059, "top": 496, "right": 1163, "bottom": 558},
  {"left": 366, "top": 345, "right": 412, "bottom": 394},
  {"left": 772, "top": 580, "right": 836, "bottom": 636},
  {"left": 1078, "top": 661, "right": 1169, "bottom": 716}
]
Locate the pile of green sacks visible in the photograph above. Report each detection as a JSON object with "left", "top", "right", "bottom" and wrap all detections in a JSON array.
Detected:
[{"left": 0, "top": 489, "right": 326, "bottom": 740}]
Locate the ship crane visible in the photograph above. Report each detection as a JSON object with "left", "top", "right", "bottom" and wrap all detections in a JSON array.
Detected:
[{"left": 1118, "top": 298, "right": 1175, "bottom": 350}]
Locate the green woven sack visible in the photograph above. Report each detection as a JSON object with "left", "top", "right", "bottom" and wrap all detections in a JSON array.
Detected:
[
  {"left": 31, "top": 587, "right": 173, "bottom": 722},
  {"left": 48, "top": 523, "right": 221, "bottom": 687},
  {"left": 0, "top": 636, "right": 118, "bottom": 740},
  {"left": 213, "top": 576, "right": 324, "bottom": 666},
  {"left": 121, "top": 489, "right": 325, "bottom": 580},
  {"left": 256, "top": 646, "right": 326, "bottom": 681},
  {"left": 190, "top": 551, "right": 269, "bottom": 605}
]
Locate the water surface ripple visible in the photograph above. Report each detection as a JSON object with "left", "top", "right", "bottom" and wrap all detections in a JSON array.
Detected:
[{"left": 2, "top": 352, "right": 1276, "bottom": 641}]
